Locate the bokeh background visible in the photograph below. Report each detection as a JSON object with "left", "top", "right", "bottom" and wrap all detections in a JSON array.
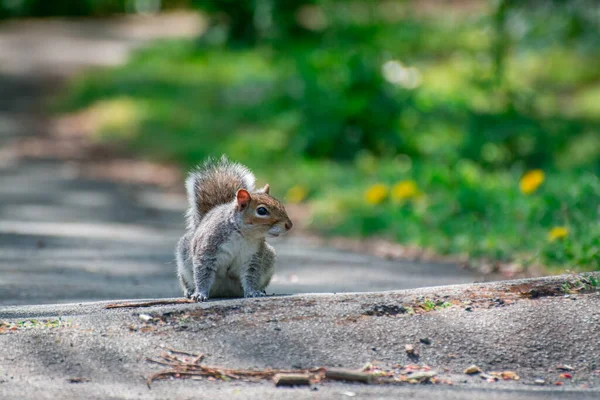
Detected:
[{"left": 3, "top": 0, "right": 599, "bottom": 273}]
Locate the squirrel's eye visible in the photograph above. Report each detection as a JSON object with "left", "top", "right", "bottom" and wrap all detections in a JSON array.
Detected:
[{"left": 256, "top": 207, "right": 269, "bottom": 216}]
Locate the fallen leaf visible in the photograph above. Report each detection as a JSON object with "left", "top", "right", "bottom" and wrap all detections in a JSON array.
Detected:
[
  {"left": 501, "top": 371, "right": 520, "bottom": 381},
  {"left": 555, "top": 381, "right": 563, "bottom": 386},
  {"left": 559, "top": 373, "right": 572, "bottom": 379},
  {"left": 408, "top": 371, "right": 437, "bottom": 382},
  {"left": 464, "top": 365, "right": 481, "bottom": 375},
  {"left": 361, "top": 362, "right": 374, "bottom": 372},
  {"left": 372, "top": 370, "right": 392, "bottom": 377}
]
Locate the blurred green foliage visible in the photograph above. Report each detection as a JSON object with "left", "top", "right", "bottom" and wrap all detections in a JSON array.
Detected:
[
  {"left": 184, "top": 0, "right": 600, "bottom": 168},
  {"left": 0, "top": 0, "right": 125, "bottom": 17},
  {"left": 58, "top": 0, "right": 600, "bottom": 270},
  {"left": 191, "top": 0, "right": 317, "bottom": 44},
  {"left": 0, "top": 0, "right": 189, "bottom": 18}
]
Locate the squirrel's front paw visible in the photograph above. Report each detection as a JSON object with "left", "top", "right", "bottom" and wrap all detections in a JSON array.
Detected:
[
  {"left": 244, "top": 290, "right": 266, "bottom": 298},
  {"left": 190, "top": 291, "right": 209, "bottom": 302}
]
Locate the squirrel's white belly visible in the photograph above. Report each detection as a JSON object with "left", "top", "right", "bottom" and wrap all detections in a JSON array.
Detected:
[{"left": 210, "top": 234, "right": 259, "bottom": 298}]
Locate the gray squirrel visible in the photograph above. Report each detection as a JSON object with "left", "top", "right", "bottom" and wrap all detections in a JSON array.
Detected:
[{"left": 175, "top": 156, "right": 293, "bottom": 301}]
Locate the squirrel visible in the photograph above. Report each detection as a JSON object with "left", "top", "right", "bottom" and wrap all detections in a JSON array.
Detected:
[{"left": 175, "top": 155, "right": 293, "bottom": 302}]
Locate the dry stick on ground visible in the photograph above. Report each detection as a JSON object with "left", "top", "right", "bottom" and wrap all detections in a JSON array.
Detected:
[
  {"left": 146, "top": 364, "right": 325, "bottom": 387},
  {"left": 325, "top": 368, "right": 373, "bottom": 384},
  {"left": 105, "top": 298, "right": 195, "bottom": 309},
  {"left": 164, "top": 347, "right": 203, "bottom": 358},
  {"left": 145, "top": 352, "right": 327, "bottom": 387},
  {"left": 274, "top": 374, "right": 312, "bottom": 387},
  {"left": 145, "top": 351, "right": 443, "bottom": 387}
]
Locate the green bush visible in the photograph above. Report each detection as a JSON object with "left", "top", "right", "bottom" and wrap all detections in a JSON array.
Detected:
[
  {"left": 192, "top": 0, "right": 318, "bottom": 44},
  {"left": 289, "top": 47, "right": 404, "bottom": 160},
  {"left": 57, "top": 0, "right": 600, "bottom": 271},
  {"left": 0, "top": 0, "right": 127, "bottom": 17},
  {"left": 0, "top": 0, "right": 191, "bottom": 18}
]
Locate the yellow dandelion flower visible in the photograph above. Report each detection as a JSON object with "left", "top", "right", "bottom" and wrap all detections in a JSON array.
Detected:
[
  {"left": 548, "top": 226, "right": 569, "bottom": 242},
  {"left": 364, "top": 183, "right": 388, "bottom": 205},
  {"left": 520, "top": 169, "right": 545, "bottom": 195},
  {"left": 286, "top": 185, "right": 308, "bottom": 204},
  {"left": 391, "top": 180, "right": 419, "bottom": 202}
]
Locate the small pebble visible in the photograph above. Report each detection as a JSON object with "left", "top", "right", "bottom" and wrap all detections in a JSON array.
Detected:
[
  {"left": 464, "top": 365, "right": 481, "bottom": 375},
  {"left": 139, "top": 314, "right": 152, "bottom": 322},
  {"left": 557, "top": 364, "right": 574, "bottom": 371}
]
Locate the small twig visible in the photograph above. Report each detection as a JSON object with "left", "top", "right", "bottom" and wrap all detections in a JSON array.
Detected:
[
  {"left": 192, "top": 354, "right": 205, "bottom": 364},
  {"left": 165, "top": 347, "right": 201, "bottom": 357},
  {"left": 145, "top": 357, "right": 184, "bottom": 367},
  {"left": 105, "top": 298, "right": 195, "bottom": 309},
  {"left": 325, "top": 368, "right": 373, "bottom": 384},
  {"left": 146, "top": 370, "right": 198, "bottom": 388},
  {"left": 274, "top": 373, "right": 311, "bottom": 387}
]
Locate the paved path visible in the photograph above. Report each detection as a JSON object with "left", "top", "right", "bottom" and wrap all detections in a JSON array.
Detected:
[
  {"left": 0, "top": 15, "right": 478, "bottom": 307},
  {"left": 1, "top": 274, "right": 599, "bottom": 399}
]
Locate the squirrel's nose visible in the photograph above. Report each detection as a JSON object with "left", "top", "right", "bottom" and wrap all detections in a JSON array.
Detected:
[{"left": 285, "top": 220, "right": 293, "bottom": 231}]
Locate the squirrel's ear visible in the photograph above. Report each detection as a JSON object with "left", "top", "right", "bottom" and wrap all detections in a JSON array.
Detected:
[
  {"left": 236, "top": 189, "right": 251, "bottom": 210},
  {"left": 261, "top": 183, "right": 270, "bottom": 194}
]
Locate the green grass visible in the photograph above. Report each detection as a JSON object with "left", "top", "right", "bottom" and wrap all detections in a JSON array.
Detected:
[
  {"left": 0, "top": 318, "right": 70, "bottom": 332},
  {"left": 56, "top": 7, "right": 600, "bottom": 272},
  {"left": 560, "top": 273, "right": 600, "bottom": 294},
  {"left": 421, "top": 299, "right": 451, "bottom": 312}
]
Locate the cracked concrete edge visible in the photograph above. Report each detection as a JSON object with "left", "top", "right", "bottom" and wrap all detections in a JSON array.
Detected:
[{"left": 1, "top": 272, "right": 597, "bottom": 320}]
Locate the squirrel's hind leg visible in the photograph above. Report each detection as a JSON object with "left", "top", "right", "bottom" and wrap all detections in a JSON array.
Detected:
[{"left": 175, "top": 234, "right": 195, "bottom": 298}]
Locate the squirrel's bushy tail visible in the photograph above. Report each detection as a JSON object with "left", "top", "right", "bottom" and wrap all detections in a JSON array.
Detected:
[{"left": 185, "top": 155, "right": 255, "bottom": 230}]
